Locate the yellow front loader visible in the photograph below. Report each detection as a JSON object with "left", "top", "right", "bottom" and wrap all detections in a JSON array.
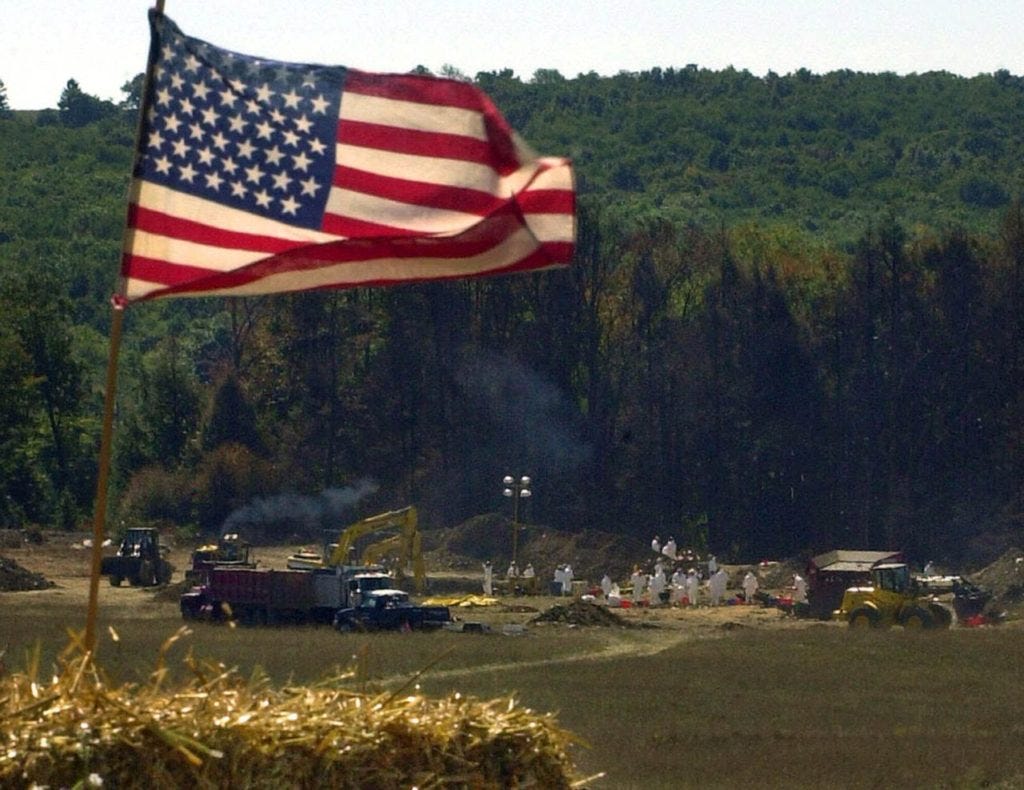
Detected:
[{"left": 833, "top": 562, "right": 952, "bottom": 629}]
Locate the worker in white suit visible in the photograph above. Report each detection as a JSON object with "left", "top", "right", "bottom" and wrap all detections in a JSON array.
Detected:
[
  {"left": 630, "top": 566, "right": 646, "bottom": 604},
  {"left": 792, "top": 573, "right": 808, "bottom": 604},
  {"left": 709, "top": 567, "right": 728, "bottom": 605},
  {"left": 685, "top": 568, "right": 700, "bottom": 607},
  {"left": 670, "top": 567, "right": 686, "bottom": 604},
  {"left": 482, "top": 561, "right": 494, "bottom": 596},
  {"left": 742, "top": 571, "right": 759, "bottom": 604}
]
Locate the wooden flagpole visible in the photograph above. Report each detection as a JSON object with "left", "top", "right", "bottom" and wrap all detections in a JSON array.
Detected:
[
  {"left": 83, "top": 302, "right": 125, "bottom": 654},
  {"left": 82, "top": 0, "right": 166, "bottom": 656}
]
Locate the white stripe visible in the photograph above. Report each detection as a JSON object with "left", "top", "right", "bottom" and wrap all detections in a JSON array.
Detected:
[
  {"left": 342, "top": 92, "right": 487, "bottom": 139},
  {"left": 126, "top": 227, "right": 267, "bottom": 272},
  {"left": 503, "top": 157, "right": 574, "bottom": 197},
  {"left": 324, "top": 187, "right": 481, "bottom": 234},
  {"left": 336, "top": 143, "right": 500, "bottom": 192},
  {"left": 132, "top": 180, "right": 338, "bottom": 242},
  {"left": 523, "top": 213, "right": 575, "bottom": 245}
]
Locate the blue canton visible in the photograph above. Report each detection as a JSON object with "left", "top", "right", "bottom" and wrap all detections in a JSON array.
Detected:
[{"left": 138, "top": 13, "right": 344, "bottom": 230}]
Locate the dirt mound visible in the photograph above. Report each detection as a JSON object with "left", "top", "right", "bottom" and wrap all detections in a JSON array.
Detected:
[
  {"left": 530, "top": 600, "right": 629, "bottom": 627},
  {"left": 0, "top": 556, "right": 56, "bottom": 592},
  {"left": 425, "top": 515, "right": 641, "bottom": 583},
  {"left": 969, "top": 547, "right": 1024, "bottom": 610}
]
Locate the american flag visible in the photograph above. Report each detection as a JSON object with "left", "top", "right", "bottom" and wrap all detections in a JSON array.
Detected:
[{"left": 119, "top": 11, "right": 575, "bottom": 302}]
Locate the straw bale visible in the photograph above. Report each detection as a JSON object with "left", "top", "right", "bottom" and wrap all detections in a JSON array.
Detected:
[{"left": 0, "top": 630, "right": 581, "bottom": 789}]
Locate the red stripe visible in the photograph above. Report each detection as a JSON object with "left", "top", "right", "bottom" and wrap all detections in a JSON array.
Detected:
[
  {"left": 120, "top": 251, "right": 222, "bottom": 286},
  {"left": 128, "top": 204, "right": 298, "bottom": 253},
  {"left": 321, "top": 212, "right": 428, "bottom": 238},
  {"left": 338, "top": 119, "right": 506, "bottom": 169},
  {"left": 332, "top": 165, "right": 502, "bottom": 215},
  {"left": 516, "top": 189, "right": 576, "bottom": 215},
  {"left": 345, "top": 69, "right": 494, "bottom": 112}
]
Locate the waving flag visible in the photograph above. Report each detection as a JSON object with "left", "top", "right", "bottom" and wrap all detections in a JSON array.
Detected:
[{"left": 119, "top": 10, "right": 575, "bottom": 302}]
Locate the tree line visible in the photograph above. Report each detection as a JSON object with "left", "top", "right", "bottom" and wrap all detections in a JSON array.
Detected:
[{"left": 1, "top": 65, "right": 1023, "bottom": 564}]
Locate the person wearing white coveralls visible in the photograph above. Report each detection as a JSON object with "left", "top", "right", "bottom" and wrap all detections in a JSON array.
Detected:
[
  {"left": 649, "top": 569, "right": 666, "bottom": 606},
  {"left": 685, "top": 568, "right": 700, "bottom": 606},
  {"left": 562, "top": 564, "right": 574, "bottom": 595},
  {"left": 670, "top": 567, "right": 686, "bottom": 604},
  {"left": 742, "top": 571, "right": 759, "bottom": 604},
  {"left": 482, "top": 561, "right": 494, "bottom": 596},
  {"left": 708, "top": 567, "right": 728, "bottom": 605},
  {"left": 630, "top": 567, "right": 646, "bottom": 604},
  {"left": 792, "top": 573, "right": 808, "bottom": 604}
]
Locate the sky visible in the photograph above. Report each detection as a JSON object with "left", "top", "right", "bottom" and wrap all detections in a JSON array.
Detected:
[{"left": 3, "top": 0, "right": 1024, "bottom": 110}]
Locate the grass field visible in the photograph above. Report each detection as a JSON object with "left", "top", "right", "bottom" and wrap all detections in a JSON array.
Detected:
[{"left": 2, "top": 593, "right": 1023, "bottom": 790}]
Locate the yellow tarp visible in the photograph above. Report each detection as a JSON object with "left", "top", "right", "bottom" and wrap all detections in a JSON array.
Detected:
[{"left": 422, "top": 594, "right": 502, "bottom": 607}]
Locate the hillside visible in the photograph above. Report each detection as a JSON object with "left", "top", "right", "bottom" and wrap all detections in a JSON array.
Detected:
[{"left": 1, "top": 68, "right": 1023, "bottom": 564}]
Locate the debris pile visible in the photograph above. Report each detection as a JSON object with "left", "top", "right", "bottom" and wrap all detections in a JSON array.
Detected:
[
  {"left": 970, "top": 547, "right": 1024, "bottom": 611},
  {"left": 531, "top": 600, "right": 629, "bottom": 627},
  {"left": 0, "top": 556, "right": 55, "bottom": 592}
]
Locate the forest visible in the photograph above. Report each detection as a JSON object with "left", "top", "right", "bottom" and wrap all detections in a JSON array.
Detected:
[{"left": 1, "top": 64, "right": 1024, "bottom": 565}]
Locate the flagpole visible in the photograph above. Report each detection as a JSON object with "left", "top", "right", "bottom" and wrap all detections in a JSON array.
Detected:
[
  {"left": 83, "top": 302, "right": 125, "bottom": 654},
  {"left": 82, "top": 0, "right": 166, "bottom": 656}
]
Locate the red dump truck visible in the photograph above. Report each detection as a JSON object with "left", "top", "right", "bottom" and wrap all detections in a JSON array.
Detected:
[{"left": 180, "top": 565, "right": 392, "bottom": 625}]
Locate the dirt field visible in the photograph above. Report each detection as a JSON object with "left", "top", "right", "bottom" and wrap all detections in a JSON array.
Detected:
[
  {"left": 4, "top": 533, "right": 1024, "bottom": 789},
  {"left": 2, "top": 529, "right": 1021, "bottom": 632},
  {"left": 0, "top": 531, "right": 824, "bottom": 637}
]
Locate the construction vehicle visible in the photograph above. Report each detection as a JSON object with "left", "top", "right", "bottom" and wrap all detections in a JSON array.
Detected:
[
  {"left": 100, "top": 527, "right": 174, "bottom": 587},
  {"left": 184, "top": 533, "right": 256, "bottom": 585},
  {"left": 286, "top": 506, "right": 426, "bottom": 593},
  {"left": 833, "top": 562, "right": 953, "bottom": 629},
  {"left": 179, "top": 564, "right": 393, "bottom": 625}
]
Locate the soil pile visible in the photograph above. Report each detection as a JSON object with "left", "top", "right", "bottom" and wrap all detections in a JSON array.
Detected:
[
  {"left": 969, "top": 547, "right": 1024, "bottom": 611},
  {"left": 530, "top": 600, "right": 629, "bottom": 627},
  {"left": 425, "top": 515, "right": 640, "bottom": 582},
  {"left": 0, "top": 556, "right": 55, "bottom": 592}
]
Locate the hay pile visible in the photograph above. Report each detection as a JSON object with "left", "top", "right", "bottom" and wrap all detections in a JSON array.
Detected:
[
  {"left": 0, "top": 555, "right": 55, "bottom": 591},
  {"left": 530, "top": 600, "right": 629, "bottom": 627},
  {"left": 0, "top": 631, "right": 582, "bottom": 789}
]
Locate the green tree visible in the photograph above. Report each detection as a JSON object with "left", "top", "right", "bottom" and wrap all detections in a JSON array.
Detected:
[
  {"left": 0, "top": 78, "right": 11, "bottom": 117},
  {"left": 203, "top": 373, "right": 263, "bottom": 455},
  {"left": 57, "top": 79, "right": 113, "bottom": 127},
  {"left": 119, "top": 74, "right": 145, "bottom": 113}
]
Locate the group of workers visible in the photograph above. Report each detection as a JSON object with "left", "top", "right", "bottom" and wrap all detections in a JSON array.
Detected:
[
  {"left": 481, "top": 536, "right": 811, "bottom": 607},
  {"left": 481, "top": 559, "right": 537, "bottom": 596}
]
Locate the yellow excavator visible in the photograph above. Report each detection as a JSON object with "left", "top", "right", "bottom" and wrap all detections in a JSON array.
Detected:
[{"left": 287, "top": 506, "right": 425, "bottom": 593}]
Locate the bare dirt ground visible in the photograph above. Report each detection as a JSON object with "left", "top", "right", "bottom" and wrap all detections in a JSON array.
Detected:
[
  {"left": 0, "top": 531, "right": 823, "bottom": 637},
  {"left": 2, "top": 529, "right": 1020, "bottom": 633}
]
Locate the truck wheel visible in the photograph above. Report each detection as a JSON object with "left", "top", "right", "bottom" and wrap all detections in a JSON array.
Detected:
[
  {"left": 108, "top": 575, "right": 122, "bottom": 587},
  {"left": 901, "top": 607, "right": 934, "bottom": 629},
  {"left": 848, "top": 607, "right": 879, "bottom": 628}
]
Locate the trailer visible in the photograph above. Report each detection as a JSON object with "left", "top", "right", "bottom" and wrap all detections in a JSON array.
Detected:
[{"left": 180, "top": 565, "right": 392, "bottom": 625}]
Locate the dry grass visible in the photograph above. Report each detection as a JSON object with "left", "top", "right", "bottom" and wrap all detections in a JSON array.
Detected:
[
  {"left": 0, "top": 629, "right": 581, "bottom": 789},
  {"left": 2, "top": 595, "right": 1023, "bottom": 788}
]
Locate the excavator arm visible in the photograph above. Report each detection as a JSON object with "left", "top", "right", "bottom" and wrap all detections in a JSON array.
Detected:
[
  {"left": 359, "top": 529, "right": 426, "bottom": 594},
  {"left": 331, "top": 506, "right": 419, "bottom": 569}
]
